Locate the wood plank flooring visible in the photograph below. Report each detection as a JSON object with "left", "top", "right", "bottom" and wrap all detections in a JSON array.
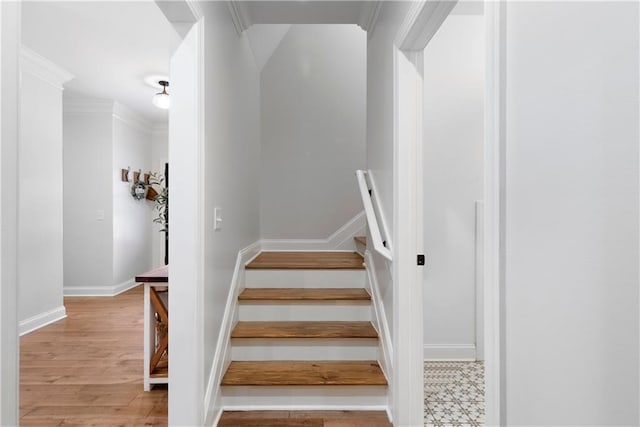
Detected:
[
  {"left": 20, "top": 286, "right": 168, "bottom": 426},
  {"left": 239, "top": 288, "right": 371, "bottom": 301},
  {"left": 221, "top": 361, "right": 387, "bottom": 386},
  {"left": 231, "top": 321, "right": 378, "bottom": 339},
  {"left": 246, "top": 252, "right": 365, "bottom": 270},
  {"left": 218, "top": 410, "right": 392, "bottom": 427}
]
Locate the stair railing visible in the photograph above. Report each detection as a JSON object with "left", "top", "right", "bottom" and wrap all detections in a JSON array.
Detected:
[{"left": 356, "top": 170, "right": 392, "bottom": 261}]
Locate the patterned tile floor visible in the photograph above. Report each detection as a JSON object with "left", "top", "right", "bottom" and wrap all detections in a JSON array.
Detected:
[{"left": 424, "top": 361, "right": 485, "bottom": 427}]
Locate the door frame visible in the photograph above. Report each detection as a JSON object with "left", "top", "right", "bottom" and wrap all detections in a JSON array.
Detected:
[
  {"left": 392, "top": 0, "right": 506, "bottom": 425},
  {"left": 0, "top": 1, "right": 21, "bottom": 425}
]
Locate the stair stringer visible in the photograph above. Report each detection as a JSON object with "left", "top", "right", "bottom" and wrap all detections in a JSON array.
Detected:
[
  {"left": 364, "top": 249, "right": 394, "bottom": 423},
  {"left": 204, "top": 241, "right": 261, "bottom": 427}
]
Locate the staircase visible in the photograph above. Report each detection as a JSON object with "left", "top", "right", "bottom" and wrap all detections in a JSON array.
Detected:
[{"left": 220, "top": 250, "right": 388, "bottom": 411}]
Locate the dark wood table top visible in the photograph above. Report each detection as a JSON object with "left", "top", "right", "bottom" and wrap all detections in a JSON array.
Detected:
[{"left": 135, "top": 265, "right": 168, "bottom": 283}]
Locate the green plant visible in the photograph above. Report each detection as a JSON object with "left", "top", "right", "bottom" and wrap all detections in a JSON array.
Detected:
[{"left": 148, "top": 172, "right": 168, "bottom": 233}]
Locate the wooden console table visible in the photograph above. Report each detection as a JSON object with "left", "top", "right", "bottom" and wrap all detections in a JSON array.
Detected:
[{"left": 135, "top": 265, "right": 169, "bottom": 391}]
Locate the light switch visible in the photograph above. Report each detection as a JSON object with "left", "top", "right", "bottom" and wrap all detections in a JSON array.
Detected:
[
  {"left": 96, "top": 210, "right": 105, "bottom": 221},
  {"left": 214, "top": 207, "right": 222, "bottom": 231}
]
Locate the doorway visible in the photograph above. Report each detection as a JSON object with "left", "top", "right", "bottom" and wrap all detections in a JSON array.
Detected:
[
  {"left": 393, "top": 0, "right": 504, "bottom": 424},
  {"left": 421, "top": 4, "right": 486, "bottom": 425}
]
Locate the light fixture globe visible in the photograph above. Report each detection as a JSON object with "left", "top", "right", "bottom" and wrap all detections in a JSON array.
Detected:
[{"left": 152, "top": 80, "right": 170, "bottom": 110}]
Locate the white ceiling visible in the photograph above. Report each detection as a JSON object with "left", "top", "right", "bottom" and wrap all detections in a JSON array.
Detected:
[
  {"left": 238, "top": 1, "right": 377, "bottom": 26},
  {"left": 22, "top": 1, "right": 181, "bottom": 124},
  {"left": 19, "top": 0, "right": 379, "bottom": 123}
]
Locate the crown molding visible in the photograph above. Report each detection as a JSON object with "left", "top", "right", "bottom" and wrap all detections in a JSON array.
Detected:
[
  {"left": 185, "top": 0, "right": 204, "bottom": 21},
  {"left": 64, "top": 96, "right": 152, "bottom": 133},
  {"left": 152, "top": 122, "right": 169, "bottom": 136},
  {"left": 359, "top": 1, "right": 382, "bottom": 38},
  {"left": 20, "top": 46, "right": 74, "bottom": 90},
  {"left": 227, "top": 1, "right": 251, "bottom": 36},
  {"left": 63, "top": 96, "right": 114, "bottom": 114},
  {"left": 112, "top": 102, "right": 153, "bottom": 134}
]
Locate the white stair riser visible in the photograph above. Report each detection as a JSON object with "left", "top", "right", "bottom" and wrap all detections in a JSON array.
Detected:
[
  {"left": 245, "top": 270, "right": 366, "bottom": 288},
  {"left": 238, "top": 303, "right": 371, "bottom": 321},
  {"left": 221, "top": 385, "right": 387, "bottom": 407},
  {"left": 231, "top": 339, "right": 378, "bottom": 360}
]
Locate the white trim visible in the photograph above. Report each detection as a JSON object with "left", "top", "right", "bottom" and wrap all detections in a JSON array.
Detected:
[
  {"left": 392, "top": 2, "right": 454, "bottom": 425},
  {"left": 395, "top": 1, "right": 456, "bottom": 50},
  {"left": 63, "top": 279, "right": 139, "bottom": 297},
  {"left": 227, "top": 1, "right": 251, "bottom": 35},
  {"left": 204, "top": 240, "right": 261, "bottom": 426},
  {"left": 1, "top": 3, "right": 21, "bottom": 423},
  {"left": 63, "top": 98, "right": 153, "bottom": 134},
  {"left": 484, "top": 1, "right": 506, "bottom": 425},
  {"left": 20, "top": 45, "right": 73, "bottom": 90},
  {"left": 18, "top": 306, "right": 66, "bottom": 336},
  {"left": 364, "top": 250, "right": 393, "bottom": 385},
  {"left": 185, "top": 0, "right": 204, "bottom": 21},
  {"left": 475, "top": 201, "right": 485, "bottom": 361},
  {"left": 112, "top": 102, "right": 153, "bottom": 134},
  {"left": 359, "top": 1, "right": 382, "bottom": 37},
  {"left": 63, "top": 97, "right": 114, "bottom": 114},
  {"left": 152, "top": 122, "right": 169, "bottom": 136},
  {"left": 423, "top": 344, "right": 477, "bottom": 361},
  {"left": 260, "top": 211, "right": 366, "bottom": 252}
]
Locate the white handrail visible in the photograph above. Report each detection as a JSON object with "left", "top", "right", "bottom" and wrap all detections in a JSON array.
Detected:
[{"left": 356, "top": 170, "right": 392, "bottom": 261}]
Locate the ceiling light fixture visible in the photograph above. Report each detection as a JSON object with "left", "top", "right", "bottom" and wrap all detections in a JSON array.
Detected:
[{"left": 152, "top": 80, "right": 170, "bottom": 110}]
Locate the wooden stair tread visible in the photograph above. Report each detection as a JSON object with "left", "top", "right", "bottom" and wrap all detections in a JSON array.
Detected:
[
  {"left": 218, "top": 411, "right": 392, "bottom": 426},
  {"left": 221, "top": 361, "right": 387, "bottom": 386},
  {"left": 246, "top": 252, "right": 364, "bottom": 270},
  {"left": 354, "top": 236, "right": 367, "bottom": 246},
  {"left": 219, "top": 418, "right": 322, "bottom": 427},
  {"left": 231, "top": 321, "right": 378, "bottom": 339},
  {"left": 239, "top": 288, "right": 371, "bottom": 301}
]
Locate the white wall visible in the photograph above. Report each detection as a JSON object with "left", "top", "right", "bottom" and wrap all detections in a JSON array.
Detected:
[
  {"left": 422, "top": 14, "right": 484, "bottom": 359},
  {"left": 260, "top": 24, "right": 366, "bottom": 239},
  {"left": 112, "top": 106, "right": 153, "bottom": 286},
  {"left": 366, "top": 0, "right": 413, "bottom": 339},
  {"left": 503, "top": 2, "right": 638, "bottom": 425},
  {"left": 63, "top": 103, "right": 113, "bottom": 289},
  {"left": 63, "top": 97, "right": 156, "bottom": 294},
  {"left": 201, "top": 0, "right": 261, "bottom": 382},
  {"left": 18, "top": 48, "right": 72, "bottom": 330}
]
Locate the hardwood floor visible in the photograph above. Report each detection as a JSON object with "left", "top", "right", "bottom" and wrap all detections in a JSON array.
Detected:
[
  {"left": 20, "top": 286, "right": 168, "bottom": 426},
  {"left": 246, "top": 252, "right": 365, "bottom": 270}
]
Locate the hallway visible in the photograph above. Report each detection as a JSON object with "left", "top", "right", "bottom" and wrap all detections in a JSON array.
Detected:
[{"left": 20, "top": 287, "right": 168, "bottom": 426}]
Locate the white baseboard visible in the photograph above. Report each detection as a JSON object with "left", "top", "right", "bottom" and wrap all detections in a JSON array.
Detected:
[
  {"left": 19, "top": 305, "right": 67, "bottom": 336},
  {"left": 64, "top": 279, "right": 139, "bottom": 297},
  {"left": 204, "top": 240, "right": 261, "bottom": 426},
  {"left": 364, "top": 250, "right": 393, "bottom": 385},
  {"left": 423, "top": 344, "right": 477, "bottom": 361},
  {"left": 260, "top": 211, "right": 366, "bottom": 252}
]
